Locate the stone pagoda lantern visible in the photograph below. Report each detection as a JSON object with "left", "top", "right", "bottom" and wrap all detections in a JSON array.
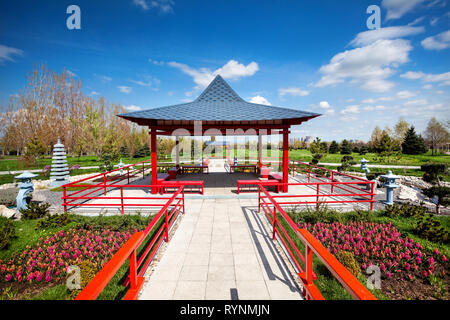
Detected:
[
  {"left": 380, "top": 170, "right": 400, "bottom": 205},
  {"left": 50, "top": 138, "right": 70, "bottom": 188},
  {"left": 359, "top": 158, "right": 371, "bottom": 190},
  {"left": 15, "top": 171, "right": 37, "bottom": 211}
]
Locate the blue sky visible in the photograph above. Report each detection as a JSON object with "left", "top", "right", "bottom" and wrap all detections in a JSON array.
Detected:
[{"left": 0, "top": 0, "right": 449, "bottom": 142}]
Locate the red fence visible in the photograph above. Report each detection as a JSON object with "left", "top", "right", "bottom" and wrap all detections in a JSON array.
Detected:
[
  {"left": 75, "top": 186, "right": 185, "bottom": 300},
  {"left": 258, "top": 185, "right": 376, "bottom": 300}
]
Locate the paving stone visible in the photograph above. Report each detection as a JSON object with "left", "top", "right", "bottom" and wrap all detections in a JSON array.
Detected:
[
  {"left": 173, "top": 281, "right": 206, "bottom": 300},
  {"left": 179, "top": 265, "right": 209, "bottom": 281},
  {"left": 205, "top": 280, "right": 237, "bottom": 300}
]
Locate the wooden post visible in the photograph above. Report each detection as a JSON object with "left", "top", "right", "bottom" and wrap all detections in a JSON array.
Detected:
[
  {"left": 282, "top": 128, "right": 289, "bottom": 193},
  {"left": 129, "top": 250, "right": 138, "bottom": 290},
  {"left": 175, "top": 136, "right": 180, "bottom": 168},
  {"left": 151, "top": 131, "right": 158, "bottom": 194},
  {"left": 272, "top": 205, "right": 277, "bottom": 240},
  {"left": 258, "top": 133, "right": 262, "bottom": 170}
]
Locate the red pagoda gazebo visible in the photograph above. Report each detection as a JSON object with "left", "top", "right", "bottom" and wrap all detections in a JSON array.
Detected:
[{"left": 118, "top": 75, "right": 320, "bottom": 193}]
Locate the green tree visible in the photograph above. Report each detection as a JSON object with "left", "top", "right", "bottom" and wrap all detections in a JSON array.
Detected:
[
  {"left": 375, "top": 132, "right": 401, "bottom": 163},
  {"left": 329, "top": 140, "right": 339, "bottom": 154},
  {"left": 401, "top": 126, "right": 427, "bottom": 155},
  {"left": 340, "top": 139, "right": 352, "bottom": 155}
]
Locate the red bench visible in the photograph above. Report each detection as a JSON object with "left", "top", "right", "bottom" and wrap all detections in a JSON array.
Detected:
[
  {"left": 168, "top": 167, "right": 178, "bottom": 180},
  {"left": 260, "top": 166, "right": 270, "bottom": 179},
  {"left": 237, "top": 180, "right": 280, "bottom": 194},
  {"left": 160, "top": 180, "right": 204, "bottom": 195},
  {"left": 269, "top": 173, "right": 283, "bottom": 183}
]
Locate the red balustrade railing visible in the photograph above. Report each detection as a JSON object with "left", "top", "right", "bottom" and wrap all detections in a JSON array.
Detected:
[
  {"left": 75, "top": 186, "right": 185, "bottom": 300},
  {"left": 258, "top": 185, "right": 376, "bottom": 300}
]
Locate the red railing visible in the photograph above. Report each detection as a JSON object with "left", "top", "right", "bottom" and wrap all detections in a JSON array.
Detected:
[
  {"left": 258, "top": 185, "right": 376, "bottom": 300},
  {"left": 75, "top": 186, "right": 185, "bottom": 300},
  {"left": 62, "top": 159, "right": 153, "bottom": 213}
]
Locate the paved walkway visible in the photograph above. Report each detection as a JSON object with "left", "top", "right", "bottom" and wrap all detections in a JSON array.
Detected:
[{"left": 138, "top": 198, "right": 303, "bottom": 300}]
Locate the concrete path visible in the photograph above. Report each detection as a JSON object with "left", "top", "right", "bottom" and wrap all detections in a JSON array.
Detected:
[{"left": 138, "top": 198, "right": 303, "bottom": 300}]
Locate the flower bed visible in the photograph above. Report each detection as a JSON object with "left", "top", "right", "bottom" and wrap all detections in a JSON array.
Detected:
[
  {"left": 299, "top": 221, "right": 449, "bottom": 299},
  {"left": 0, "top": 228, "right": 134, "bottom": 285}
]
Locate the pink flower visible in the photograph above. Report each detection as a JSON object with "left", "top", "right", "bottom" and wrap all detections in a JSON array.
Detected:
[
  {"left": 5, "top": 274, "right": 12, "bottom": 282},
  {"left": 433, "top": 248, "right": 439, "bottom": 255},
  {"left": 442, "top": 255, "right": 447, "bottom": 262}
]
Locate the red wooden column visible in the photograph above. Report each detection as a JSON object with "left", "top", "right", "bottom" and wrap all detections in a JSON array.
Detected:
[
  {"left": 258, "top": 132, "right": 262, "bottom": 169},
  {"left": 282, "top": 128, "right": 289, "bottom": 193},
  {"left": 150, "top": 130, "right": 158, "bottom": 194}
]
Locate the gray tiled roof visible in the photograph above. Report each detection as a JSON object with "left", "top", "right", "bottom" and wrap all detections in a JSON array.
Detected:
[{"left": 119, "top": 75, "right": 320, "bottom": 122}]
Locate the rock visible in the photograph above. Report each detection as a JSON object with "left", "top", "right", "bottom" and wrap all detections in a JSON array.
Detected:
[{"left": 0, "top": 205, "right": 17, "bottom": 219}]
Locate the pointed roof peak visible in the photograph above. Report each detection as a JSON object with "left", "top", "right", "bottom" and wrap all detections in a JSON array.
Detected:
[{"left": 195, "top": 75, "right": 244, "bottom": 103}]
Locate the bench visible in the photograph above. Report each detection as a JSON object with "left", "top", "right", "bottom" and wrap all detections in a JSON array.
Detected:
[
  {"left": 168, "top": 167, "right": 178, "bottom": 180},
  {"left": 181, "top": 165, "right": 209, "bottom": 174},
  {"left": 160, "top": 180, "right": 204, "bottom": 195},
  {"left": 229, "top": 165, "right": 257, "bottom": 174},
  {"left": 237, "top": 179, "right": 280, "bottom": 194},
  {"left": 260, "top": 166, "right": 270, "bottom": 179},
  {"left": 269, "top": 173, "right": 283, "bottom": 183}
]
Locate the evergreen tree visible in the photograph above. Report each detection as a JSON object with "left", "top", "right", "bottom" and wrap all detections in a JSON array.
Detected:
[
  {"left": 401, "top": 126, "right": 427, "bottom": 155},
  {"left": 340, "top": 139, "right": 352, "bottom": 155},
  {"left": 329, "top": 140, "right": 339, "bottom": 154}
]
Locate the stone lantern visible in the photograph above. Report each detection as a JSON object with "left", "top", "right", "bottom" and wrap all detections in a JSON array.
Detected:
[
  {"left": 15, "top": 171, "right": 38, "bottom": 211},
  {"left": 359, "top": 158, "right": 371, "bottom": 190},
  {"left": 117, "top": 159, "right": 125, "bottom": 175},
  {"left": 50, "top": 138, "right": 70, "bottom": 188},
  {"left": 380, "top": 170, "right": 400, "bottom": 205}
]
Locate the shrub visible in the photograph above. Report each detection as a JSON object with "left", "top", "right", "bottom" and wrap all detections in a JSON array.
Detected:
[
  {"left": 414, "top": 212, "right": 449, "bottom": 243},
  {"left": 0, "top": 188, "right": 19, "bottom": 207},
  {"left": 384, "top": 203, "right": 427, "bottom": 218},
  {"left": 20, "top": 202, "right": 51, "bottom": 220},
  {"left": 0, "top": 217, "right": 15, "bottom": 250},
  {"left": 36, "top": 213, "right": 71, "bottom": 230},
  {"left": 335, "top": 251, "right": 361, "bottom": 277},
  {"left": 423, "top": 186, "right": 450, "bottom": 215},
  {"left": 421, "top": 163, "right": 448, "bottom": 185}
]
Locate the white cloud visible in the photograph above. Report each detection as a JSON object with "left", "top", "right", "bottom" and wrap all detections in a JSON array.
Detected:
[
  {"left": 125, "top": 105, "right": 141, "bottom": 111},
  {"left": 403, "top": 99, "right": 428, "bottom": 107},
  {"left": 430, "top": 17, "right": 439, "bottom": 26},
  {"left": 118, "top": 86, "right": 132, "bottom": 94},
  {"left": 94, "top": 74, "right": 112, "bottom": 82},
  {"left": 396, "top": 90, "right": 417, "bottom": 99},
  {"left": 350, "top": 26, "right": 424, "bottom": 47},
  {"left": 319, "top": 101, "right": 331, "bottom": 109},
  {"left": 133, "top": 0, "right": 174, "bottom": 13},
  {"left": 315, "top": 39, "right": 412, "bottom": 92},
  {"left": 340, "top": 105, "right": 360, "bottom": 114},
  {"left": 382, "top": 0, "right": 427, "bottom": 21},
  {"left": 168, "top": 60, "right": 259, "bottom": 89},
  {"left": 90, "top": 91, "right": 100, "bottom": 96},
  {"left": 130, "top": 79, "right": 152, "bottom": 87},
  {"left": 421, "top": 30, "right": 450, "bottom": 50},
  {"left": 249, "top": 95, "right": 271, "bottom": 105},
  {"left": 401, "top": 70, "right": 450, "bottom": 86},
  {"left": 278, "top": 87, "right": 310, "bottom": 97},
  {"left": 0, "top": 44, "right": 23, "bottom": 64},
  {"left": 422, "top": 84, "right": 433, "bottom": 89},
  {"left": 148, "top": 58, "right": 165, "bottom": 66}
]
